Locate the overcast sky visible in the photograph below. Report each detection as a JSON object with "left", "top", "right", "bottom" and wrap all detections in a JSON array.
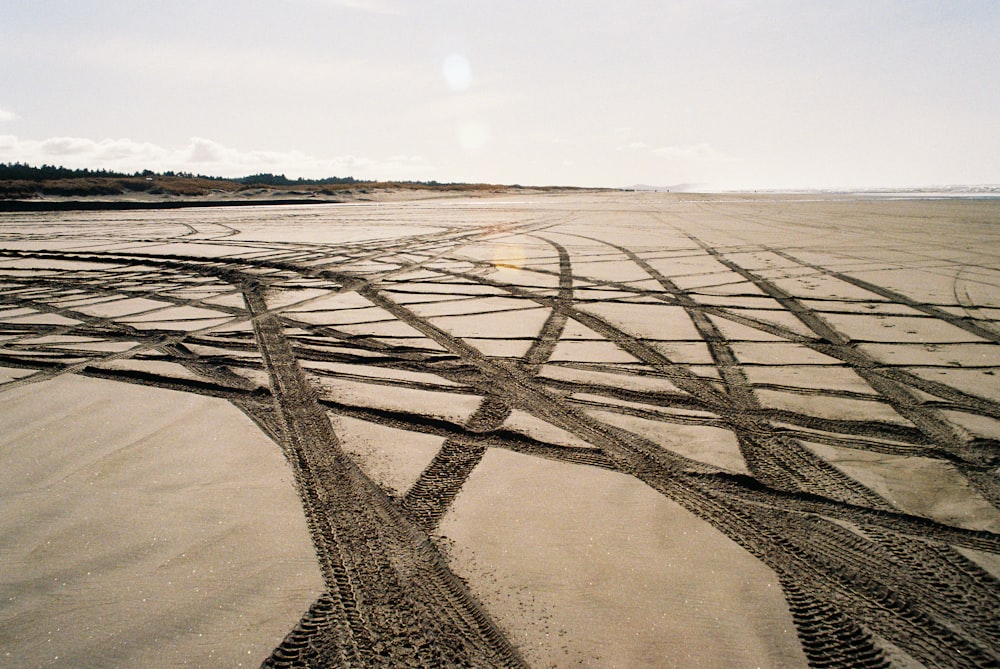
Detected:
[{"left": 1, "top": 1, "right": 998, "bottom": 189}]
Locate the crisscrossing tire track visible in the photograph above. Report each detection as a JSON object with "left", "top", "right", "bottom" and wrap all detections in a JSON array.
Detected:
[{"left": 2, "top": 195, "right": 999, "bottom": 668}]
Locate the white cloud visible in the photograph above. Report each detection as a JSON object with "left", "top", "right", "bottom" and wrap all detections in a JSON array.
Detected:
[
  {"left": 189, "top": 137, "right": 228, "bottom": 163},
  {"left": 0, "top": 135, "right": 432, "bottom": 180},
  {"left": 0, "top": 107, "right": 19, "bottom": 122},
  {"left": 37, "top": 137, "right": 93, "bottom": 155}
]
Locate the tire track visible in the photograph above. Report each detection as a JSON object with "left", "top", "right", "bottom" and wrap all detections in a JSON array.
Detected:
[
  {"left": 355, "top": 240, "right": 1000, "bottom": 667},
  {"left": 399, "top": 236, "right": 573, "bottom": 531},
  {"left": 425, "top": 239, "right": 1000, "bottom": 425},
  {"left": 244, "top": 284, "right": 527, "bottom": 668},
  {"left": 770, "top": 247, "right": 1000, "bottom": 345},
  {"left": 5, "top": 198, "right": 1000, "bottom": 667},
  {"left": 479, "top": 233, "right": 1000, "bottom": 662},
  {"left": 780, "top": 577, "right": 891, "bottom": 669},
  {"left": 565, "top": 232, "right": 892, "bottom": 507},
  {"left": 678, "top": 228, "right": 1000, "bottom": 470}
]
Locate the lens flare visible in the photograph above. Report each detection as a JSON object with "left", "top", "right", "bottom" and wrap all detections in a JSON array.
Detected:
[
  {"left": 491, "top": 243, "right": 525, "bottom": 275},
  {"left": 441, "top": 53, "right": 472, "bottom": 92}
]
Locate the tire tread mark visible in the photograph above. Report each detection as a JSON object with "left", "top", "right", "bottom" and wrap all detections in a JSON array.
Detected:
[
  {"left": 684, "top": 232, "right": 999, "bottom": 469},
  {"left": 244, "top": 284, "right": 527, "bottom": 668},
  {"left": 400, "top": 236, "right": 574, "bottom": 531},
  {"left": 770, "top": 246, "right": 1000, "bottom": 344}
]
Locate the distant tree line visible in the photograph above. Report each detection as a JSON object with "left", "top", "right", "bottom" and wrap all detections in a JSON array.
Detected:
[
  {"left": 238, "top": 172, "right": 358, "bottom": 186},
  {"left": 1, "top": 162, "right": 132, "bottom": 180},
  {"left": 0, "top": 162, "right": 228, "bottom": 181},
  {"left": 0, "top": 163, "right": 365, "bottom": 185},
  {"left": 0, "top": 163, "right": 488, "bottom": 189}
]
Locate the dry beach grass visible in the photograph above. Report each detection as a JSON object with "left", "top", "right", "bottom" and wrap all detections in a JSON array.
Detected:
[{"left": 1, "top": 192, "right": 999, "bottom": 667}]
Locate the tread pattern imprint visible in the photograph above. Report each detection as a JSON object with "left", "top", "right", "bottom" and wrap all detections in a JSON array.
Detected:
[{"left": 1, "top": 194, "right": 999, "bottom": 668}]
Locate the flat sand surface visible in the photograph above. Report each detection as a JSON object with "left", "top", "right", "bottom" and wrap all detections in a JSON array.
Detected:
[
  {"left": 0, "top": 376, "right": 323, "bottom": 668},
  {"left": 1, "top": 193, "right": 999, "bottom": 667}
]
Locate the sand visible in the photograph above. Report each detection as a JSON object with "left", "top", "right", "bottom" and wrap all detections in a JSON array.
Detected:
[
  {"left": 1, "top": 192, "right": 999, "bottom": 668},
  {"left": 0, "top": 375, "right": 323, "bottom": 668}
]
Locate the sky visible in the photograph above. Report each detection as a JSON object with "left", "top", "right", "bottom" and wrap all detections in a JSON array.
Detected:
[{"left": 1, "top": 0, "right": 998, "bottom": 190}]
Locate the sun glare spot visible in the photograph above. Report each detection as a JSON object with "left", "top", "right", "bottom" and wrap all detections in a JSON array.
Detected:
[
  {"left": 491, "top": 244, "right": 526, "bottom": 276},
  {"left": 442, "top": 53, "right": 472, "bottom": 92}
]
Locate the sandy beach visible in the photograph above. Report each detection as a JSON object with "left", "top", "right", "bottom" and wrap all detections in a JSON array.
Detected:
[
  {"left": 1, "top": 192, "right": 999, "bottom": 668},
  {"left": 0, "top": 375, "right": 323, "bottom": 667}
]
